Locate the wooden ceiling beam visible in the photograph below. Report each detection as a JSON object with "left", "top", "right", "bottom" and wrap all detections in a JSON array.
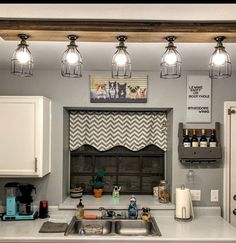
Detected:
[{"left": 1, "top": 19, "right": 236, "bottom": 43}]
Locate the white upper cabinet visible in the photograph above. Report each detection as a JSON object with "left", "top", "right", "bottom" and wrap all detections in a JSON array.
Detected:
[{"left": 0, "top": 96, "right": 51, "bottom": 177}]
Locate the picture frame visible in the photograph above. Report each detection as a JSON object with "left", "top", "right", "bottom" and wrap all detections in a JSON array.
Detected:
[
  {"left": 90, "top": 74, "right": 148, "bottom": 103},
  {"left": 186, "top": 75, "right": 212, "bottom": 123}
]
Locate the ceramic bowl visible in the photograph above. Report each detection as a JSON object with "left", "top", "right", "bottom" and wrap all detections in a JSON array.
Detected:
[{"left": 70, "top": 187, "right": 83, "bottom": 198}]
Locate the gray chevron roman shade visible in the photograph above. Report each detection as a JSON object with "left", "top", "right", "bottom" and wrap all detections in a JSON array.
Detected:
[{"left": 69, "top": 111, "right": 167, "bottom": 152}]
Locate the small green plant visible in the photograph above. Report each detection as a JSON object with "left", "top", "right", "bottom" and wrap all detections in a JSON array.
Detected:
[{"left": 90, "top": 169, "right": 105, "bottom": 189}]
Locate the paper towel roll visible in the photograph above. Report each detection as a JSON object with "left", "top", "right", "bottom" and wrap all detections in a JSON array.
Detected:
[{"left": 175, "top": 187, "right": 194, "bottom": 219}]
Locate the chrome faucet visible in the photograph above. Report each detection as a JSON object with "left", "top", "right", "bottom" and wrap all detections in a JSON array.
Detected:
[{"left": 98, "top": 207, "right": 116, "bottom": 219}]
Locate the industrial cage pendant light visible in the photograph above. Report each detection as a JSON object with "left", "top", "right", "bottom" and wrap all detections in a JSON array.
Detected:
[
  {"left": 61, "top": 35, "right": 83, "bottom": 78},
  {"left": 112, "top": 35, "right": 132, "bottom": 79},
  {"left": 209, "top": 36, "right": 232, "bottom": 79},
  {"left": 160, "top": 36, "right": 181, "bottom": 79},
  {"left": 11, "top": 34, "right": 33, "bottom": 77}
]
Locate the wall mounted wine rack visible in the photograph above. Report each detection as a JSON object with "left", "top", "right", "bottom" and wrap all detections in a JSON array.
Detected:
[{"left": 178, "top": 122, "right": 222, "bottom": 163}]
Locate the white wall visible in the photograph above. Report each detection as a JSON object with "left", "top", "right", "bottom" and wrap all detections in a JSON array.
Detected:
[{"left": 0, "top": 69, "right": 235, "bottom": 208}]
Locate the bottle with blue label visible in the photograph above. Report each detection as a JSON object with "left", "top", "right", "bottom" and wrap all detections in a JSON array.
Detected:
[{"left": 128, "top": 195, "right": 138, "bottom": 219}]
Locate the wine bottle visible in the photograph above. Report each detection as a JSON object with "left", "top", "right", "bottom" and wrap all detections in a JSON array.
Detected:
[
  {"left": 209, "top": 129, "right": 217, "bottom": 147},
  {"left": 200, "top": 129, "right": 208, "bottom": 147},
  {"left": 191, "top": 129, "right": 199, "bottom": 147},
  {"left": 183, "top": 129, "right": 191, "bottom": 147}
]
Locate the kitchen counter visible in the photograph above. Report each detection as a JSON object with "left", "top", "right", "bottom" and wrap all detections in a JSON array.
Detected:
[{"left": 1, "top": 207, "right": 236, "bottom": 243}]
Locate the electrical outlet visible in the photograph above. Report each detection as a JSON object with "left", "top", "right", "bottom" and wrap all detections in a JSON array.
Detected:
[
  {"left": 190, "top": 190, "right": 201, "bottom": 201},
  {"left": 211, "top": 190, "right": 219, "bottom": 202}
]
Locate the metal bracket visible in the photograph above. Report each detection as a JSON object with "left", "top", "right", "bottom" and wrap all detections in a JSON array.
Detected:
[{"left": 228, "top": 109, "right": 236, "bottom": 115}]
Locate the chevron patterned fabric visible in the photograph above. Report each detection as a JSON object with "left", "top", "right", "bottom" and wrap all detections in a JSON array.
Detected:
[{"left": 69, "top": 111, "right": 167, "bottom": 152}]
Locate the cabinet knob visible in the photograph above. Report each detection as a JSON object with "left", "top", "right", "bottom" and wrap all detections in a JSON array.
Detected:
[
  {"left": 233, "top": 195, "right": 236, "bottom": 201},
  {"left": 233, "top": 209, "right": 236, "bottom": 215}
]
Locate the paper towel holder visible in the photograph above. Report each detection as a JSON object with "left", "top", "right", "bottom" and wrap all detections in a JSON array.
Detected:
[
  {"left": 174, "top": 208, "right": 193, "bottom": 222},
  {"left": 174, "top": 214, "right": 193, "bottom": 222},
  {"left": 174, "top": 184, "right": 193, "bottom": 222}
]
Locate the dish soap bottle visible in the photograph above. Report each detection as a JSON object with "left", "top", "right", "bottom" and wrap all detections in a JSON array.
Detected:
[
  {"left": 128, "top": 195, "right": 138, "bottom": 219},
  {"left": 140, "top": 207, "right": 151, "bottom": 221},
  {"left": 76, "top": 198, "right": 84, "bottom": 219}
]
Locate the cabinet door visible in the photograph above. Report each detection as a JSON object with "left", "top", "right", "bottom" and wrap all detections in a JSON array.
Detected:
[
  {"left": 0, "top": 98, "right": 38, "bottom": 176},
  {"left": 230, "top": 105, "right": 236, "bottom": 227}
]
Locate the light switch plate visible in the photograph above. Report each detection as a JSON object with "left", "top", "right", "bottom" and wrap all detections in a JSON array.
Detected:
[
  {"left": 190, "top": 190, "right": 201, "bottom": 201},
  {"left": 211, "top": 190, "right": 219, "bottom": 202}
]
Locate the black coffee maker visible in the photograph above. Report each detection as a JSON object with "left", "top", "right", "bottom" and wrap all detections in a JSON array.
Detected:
[{"left": 18, "top": 184, "right": 36, "bottom": 215}]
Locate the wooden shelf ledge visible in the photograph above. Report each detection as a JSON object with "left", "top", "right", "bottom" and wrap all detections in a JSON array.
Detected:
[{"left": 1, "top": 19, "right": 236, "bottom": 42}]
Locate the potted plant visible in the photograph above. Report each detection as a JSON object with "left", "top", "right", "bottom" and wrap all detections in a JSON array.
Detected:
[{"left": 90, "top": 169, "right": 105, "bottom": 198}]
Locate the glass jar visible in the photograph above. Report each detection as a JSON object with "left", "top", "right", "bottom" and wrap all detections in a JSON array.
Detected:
[{"left": 158, "top": 180, "right": 170, "bottom": 203}]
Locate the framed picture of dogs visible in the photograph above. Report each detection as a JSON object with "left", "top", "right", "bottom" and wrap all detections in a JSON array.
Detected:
[{"left": 90, "top": 75, "right": 148, "bottom": 103}]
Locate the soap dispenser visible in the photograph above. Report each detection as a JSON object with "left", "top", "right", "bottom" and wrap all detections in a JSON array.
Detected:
[
  {"left": 128, "top": 195, "right": 138, "bottom": 219},
  {"left": 76, "top": 198, "right": 84, "bottom": 219},
  {"left": 141, "top": 207, "right": 151, "bottom": 221}
]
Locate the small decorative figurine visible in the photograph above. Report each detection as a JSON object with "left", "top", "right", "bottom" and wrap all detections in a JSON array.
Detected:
[
  {"left": 140, "top": 207, "right": 151, "bottom": 221},
  {"left": 128, "top": 195, "right": 138, "bottom": 219},
  {"left": 112, "top": 185, "right": 121, "bottom": 198}
]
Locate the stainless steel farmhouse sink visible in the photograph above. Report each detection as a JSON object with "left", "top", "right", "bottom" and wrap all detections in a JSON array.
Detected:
[{"left": 64, "top": 216, "right": 161, "bottom": 236}]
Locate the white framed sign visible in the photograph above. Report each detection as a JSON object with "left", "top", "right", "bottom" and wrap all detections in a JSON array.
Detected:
[{"left": 186, "top": 75, "right": 212, "bottom": 123}]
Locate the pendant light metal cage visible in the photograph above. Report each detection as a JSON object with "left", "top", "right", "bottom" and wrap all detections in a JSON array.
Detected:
[
  {"left": 209, "top": 36, "right": 232, "bottom": 79},
  {"left": 160, "top": 36, "right": 181, "bottom": 79},
  {"left": 11, "top": 34, "right": 33, "bottom": 77},
  {"left": 112, "top": 35, "right": 132, "bottom": 79},
  {"left": 61, "top": 35, "right": 83, "bottom": 78}
]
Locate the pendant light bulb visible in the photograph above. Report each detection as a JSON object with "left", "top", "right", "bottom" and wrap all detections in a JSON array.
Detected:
[
  {"left": 164, "top": 52, "right": 177, "bottom": 65},
  {"left": 114, "top": 52, "right": 127, "bottom": 66},
  {"left": 16, "top": 49, "right": 31, "bottom": 64},
  {"left": 211, "top": 50, "right": 227, "bottom": 66},
  {"left": 160, "top": 36, "right": 181, "bottom": 79},
  {"left": 11, "top": 34, "right": 33, "bottom": 77},
  {"left": 61, "top": 35, "right": 83, "bottom": 78},
  {"left": 209, "top": 36, "right": 231, "bottom": 79},
  {"left": 112, "top": 35, "right": 132, "bottom": 79},
  {"left": 66, "top": 51, "right": 79, "bottom": 64}
]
